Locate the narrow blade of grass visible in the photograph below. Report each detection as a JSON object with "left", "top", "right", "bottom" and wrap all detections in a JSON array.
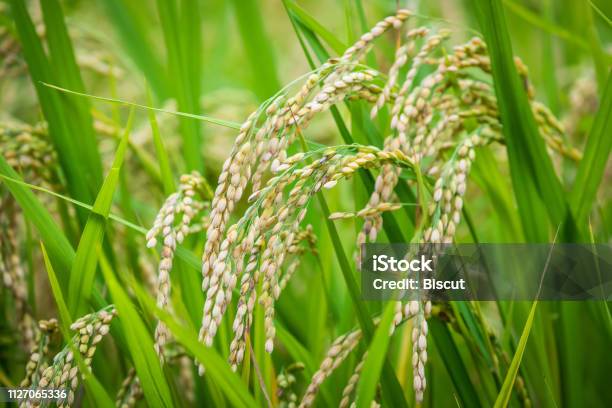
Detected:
[
  {"left": 147, "top": 86, "right": 176, "bottom": 195},
  {"left": 429, "top": 319, "right": 481, "bottom": 407},
  {"left": 355, "top": 301, "right": 397, "bottom": 407},
  {"left": 502, "top": 0, "right": 590, "bottom": 50},
  {"left": 68, "top": 109, "right": 135, "bottom": 316},
  {"left": 9, "top": 0, "right": 103, "bottom": 223},
  {"left": 0, "top": 156, "right": 74, "bottom": 284},
  {"left": 317, "top": 194, "right": 408, "bottom": 408},
  {"left": 130, "top": 276, "right": 258, "bottom": 407},
  {"left": 156, "top": 0, "right": 203, "bottom": 171},
  {"left": 41, "top": 243, "right": 115, "bottom": 408},
  {"left": 101, "top": 0, "right": 170, "bottom": 98},
  {"left": 232, "top": 0, "right": 282, "bottom": 100},
  {"left": 99, "top": 254, "right": 173, "bottom": 408},
  {"left": 493, "top": 300, "right": 538, "bottom": 408},
  {"left": 40, "top": 0, "right": 104, "bottom": 190},
  {"left": 42, "top": 82, "right": 242, "bottom": 130},
  {"left": 474, "top": 0, "right": 576, "bottom": 242},
  {"left": 570, "top": 72, "right": 611, "bottom": 224},
  {"left": 284, "top": 1, "right": 346, "bottom": 54}
]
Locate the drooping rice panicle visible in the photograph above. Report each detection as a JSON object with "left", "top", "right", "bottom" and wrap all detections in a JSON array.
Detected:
[
  {"left": 30, "top": 307, "right": 116, "bottom": 407},
  {"left": 191, "top": 14, "right": 575, "bottom": 402},
  {"left": 115, "top": 368, "right": 143, "bottom": 408},
  {"left": 276, "top": 362, "right": 304, "bottom": 408},
  {"left": 20, "top": 319, "right": 58, "bottom": 389},
  {"left": 146, "top": 172, "right": 210, "bottom": 361},
  {"left": 299, "top": 300, "right": 421, "bottom": 407}
]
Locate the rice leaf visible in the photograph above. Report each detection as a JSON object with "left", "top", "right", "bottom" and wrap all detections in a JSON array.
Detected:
[
  {"left": 502, "top": 0, "right": 590, "bottom": 50},
  {"left": 9, "top": 0, "right": 103, "bottom": 222},
  {"left": 68, "top": 109, "right": 135, "bottom": 316},
  {"left": 429, "top": 319, "right": 481, "bottom": 406},
  {"left": 41, "top": 243, "right": 115, "bottom": 408},
  {"left": 317, "top": 195, "right": 408, "bottom": 408},
  {"left": 147, "top": 86, "right": 176, "bottom": 195},
  {"left": 570, "top": 72, "right": 611, "bottom": 224},
  {"left": 39, "top": 0, "right": 103, "bottom": 191},
  {"left": 41, "top": 242, "right": 74, "bottom": 329},
  {"left": 284, "top": 1, "right": 346, "bottom": 54},
  {"left": 582, "top": 0, "right": 609, "bottom": 88},
  {"left": 0, "top": 156, "right": 74, "bottom": 284},
  {"left": 493, "top": 300, "right": 538, "bottom": 408},
  {"left": 474, "top": 0, "right": 576, "bottom": 242},
  {"left": 42, "top": 82, "right": 241, "bottom": 130},
  {"left": 101, "top": 0, "right": 170, "bottom": 98},
  {"left": 232, "top": 0, "right": 282, "bottom": 100},
  {"left": 99, "top": 254, "right": 173, "bottom": 408},
  {"left": 354, "top": 301, "right": 396, "bottom": 407},
  {"left": 129, "top": 276, "right": 258, "bottom": 407},
  {"left": 156, "top": 0, "right": 203, "bottom": 171}
]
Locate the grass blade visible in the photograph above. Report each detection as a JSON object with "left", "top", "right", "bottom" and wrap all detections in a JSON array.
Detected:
[
  {"left": 317, "top": 194, "right": 408, "bottom": 408},
  {"left": 284, "top": 1, "right": 346, "bottom": 54},
  {"left": 41, "top": 243, "right": 115, "bottom": 408},
  {"left": 570, "top": 72, "right": 611, "bottom": 224},
  {"left": 156, "top": 0, "right": 203, "bottom": 171},
  {"left": 474, "top": 0, "right": 576, "bottom": 241},
  {"left": 68, "top": 109, "right": 135, "bottom": 316},
  {"left": 493, "top": 301, "right": 538, "bottom": 408},
  {"left": 99, "top": 254, "right": 173, "bottom": 408},
  {"left": 40, "top": 0, "right": 103, "bottom": 187},
  {"left": 429, "top": 319, "right": 481, "bottom": 407},
  {"left": 130, "top": 276, "right": 258, "bottom": 407},
  {"left": 232, "top": 0, "right": 282, "bottom": 100},
  {"left": 10, "top": 0, "right": 103, "bottom": 224},
  {"left": 101, "top": 0, "right": 170, "bottom": 98},
  {"left": 147, "top": 86, "right": 176, "bottom": 195},
  {"left": 0, "top": 156, "right": 74, "bottom": 284},
  {"left": 42, "top": 82, "right": 242, "bottom": 130},
  {"left": 502, "top": 0, "right": 590, "bottom": 50},
  {"left": 354, "top": 301, "right": 396, "bottom": 407}
]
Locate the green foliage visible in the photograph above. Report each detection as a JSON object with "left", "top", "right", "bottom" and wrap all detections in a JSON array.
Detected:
[{"left": 0, "top": 1, "right": 610, "bottom": 407}]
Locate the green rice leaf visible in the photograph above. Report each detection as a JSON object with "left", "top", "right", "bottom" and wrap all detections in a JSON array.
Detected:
[
  {"left": 147, "top": 86, "right": 176, "bottom": 195},
  {"left": 156, "top": 0, "right": 203, "bottom": 171},
  {"left": 99, "top": 254, "right": 173, "bottom": 408},
  {"left": 429, "top": 319, "right": 481, "bottom": 407},
  {"left": 130, "top": 276, "right": 258, "bottom": 407},
  {"left": 101, "top": 0, "right": 170, "bottom": 98},
  {"left": 9, "top": 0, "right": 103, "bottom": 223},
  {"left": 493, "top": 301, "right": 538, "bottom": 408},
  {"left": 284, "top": 1, "right": 346, "bottom": 54},
  {"left": 41, "top": 242, "right": 74, "bottom": 328},
  {"left": 41, "top": 243, "right": 115, "bottom": 408},
  {"left": 570, "top": 72, "right": 611, "bottom": 224},
  {"left": 68, "top": 109, "right": 135, "bottom": 316},
  {"left": 502, "top": 0, "right": 590, "bottom": 50},
  {"left": 232, "top": 0, "right": 282, "bottom": 100},
  {"left": 474, "top": 0, "right": 576, "bottom": 242},
  {"left": 0, "top": 156, "right": 74, "bottom": 285},
  {"left": 39, "top": 0, "right": 103, "bottom": 192},
  {"left": 42, "top": 82, "right": 241, "bottom": 130},
  {"left": 354, "top": 301, "right": 396, "bottom": 407},
  {"left": 317, "top": 194, "right": 408, "bottom": 408}
]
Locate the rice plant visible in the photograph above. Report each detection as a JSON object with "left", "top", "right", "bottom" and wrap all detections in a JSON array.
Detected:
[{"left": 1, "top": 1, "right": 610, "bottom": 407}]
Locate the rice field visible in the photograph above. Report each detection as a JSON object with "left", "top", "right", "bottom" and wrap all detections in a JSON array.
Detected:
[{"left": 0, "top": 0, "right": 611, "bottom": 407}]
